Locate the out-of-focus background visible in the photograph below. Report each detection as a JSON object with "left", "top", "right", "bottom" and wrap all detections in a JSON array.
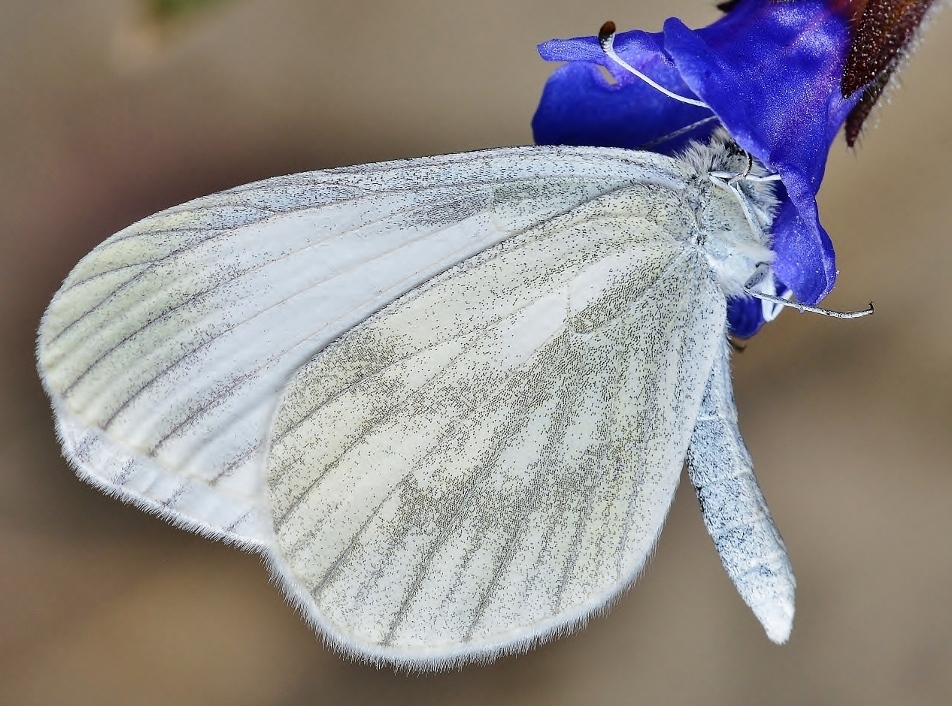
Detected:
[{"left": 2, "top": 1, "right": 950, "bottom": 704}]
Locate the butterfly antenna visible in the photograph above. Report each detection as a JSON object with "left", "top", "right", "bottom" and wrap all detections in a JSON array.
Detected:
[
  {"left": 744, "top": 290, "right": 875, "bottom": 319},
  {"left": 598, "top": 21, "right": 710, "bottom": 109},
  {"left": 639, "top": 115, "right": 720, "bottom": 151}
]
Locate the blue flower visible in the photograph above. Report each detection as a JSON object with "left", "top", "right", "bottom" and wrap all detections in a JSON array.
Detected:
[{"left": 533, "top": 0, "right": 865, "bottom": 337}]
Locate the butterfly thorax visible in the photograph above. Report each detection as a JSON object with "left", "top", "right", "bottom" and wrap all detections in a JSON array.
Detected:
[{"left": 681, "top": 134, "right": 779, "bottom": 298}]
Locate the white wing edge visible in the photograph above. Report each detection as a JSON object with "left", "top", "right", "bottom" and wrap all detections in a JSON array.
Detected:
[
  {"left": 50, "top": 401, "right": 273, "bottom": 550},
  {"left": 259, "top": 491, "right": 679, "bottom": 670}
]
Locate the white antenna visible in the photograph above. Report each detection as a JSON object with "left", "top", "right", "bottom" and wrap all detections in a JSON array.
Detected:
[
  {"left": 598, "top": 21, "right": 873, "bottom": 324},
  {"left": 744, "top": 289, "right": 874, "bottom": 319},
  {"left": 598, "top": 21, "right": 710, "bottom": 109}
]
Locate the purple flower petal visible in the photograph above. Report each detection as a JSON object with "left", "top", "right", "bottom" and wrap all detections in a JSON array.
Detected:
[
  {"left": 533, "top": 62, "right": 716, "bottom": 156},
  {"left": 726, "top": 297, "right": 766, "bottom": 340},
  {"left": 533, "top": 0, "right": 864, "bottom": 336}
]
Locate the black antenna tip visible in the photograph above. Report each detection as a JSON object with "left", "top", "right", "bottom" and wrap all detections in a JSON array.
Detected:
[{"left": 598, "top": 21, "right": 616, "bottom": 49}]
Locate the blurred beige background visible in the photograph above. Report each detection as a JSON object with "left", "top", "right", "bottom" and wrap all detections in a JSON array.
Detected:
[{"left": 2, "top": 1, "right": 951, "bottom": 704}]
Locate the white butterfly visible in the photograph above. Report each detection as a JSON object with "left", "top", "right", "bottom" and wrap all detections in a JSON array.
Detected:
[{"left": 38, "top": 131, "right": 800, "bottom": 667}]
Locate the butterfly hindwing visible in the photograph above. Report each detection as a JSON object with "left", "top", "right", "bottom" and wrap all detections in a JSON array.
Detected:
[{"left": 264, "top": 177, "right": 727, "bottom": 664}]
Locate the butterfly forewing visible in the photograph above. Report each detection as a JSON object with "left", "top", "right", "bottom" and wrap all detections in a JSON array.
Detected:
[
  {"left": 36, "top": 146, "right": 693, "bottom": 548},
  {"left": 264, "top": 179, "right": 726, "bottom": 664}
]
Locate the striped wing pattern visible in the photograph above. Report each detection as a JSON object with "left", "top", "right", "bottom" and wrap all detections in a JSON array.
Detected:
[
  {"left": 37, "top": 146, "right": 686, "bottom": 547},
  {"left": 265, "top": 179, "right": 725, "bottom": 663}
]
